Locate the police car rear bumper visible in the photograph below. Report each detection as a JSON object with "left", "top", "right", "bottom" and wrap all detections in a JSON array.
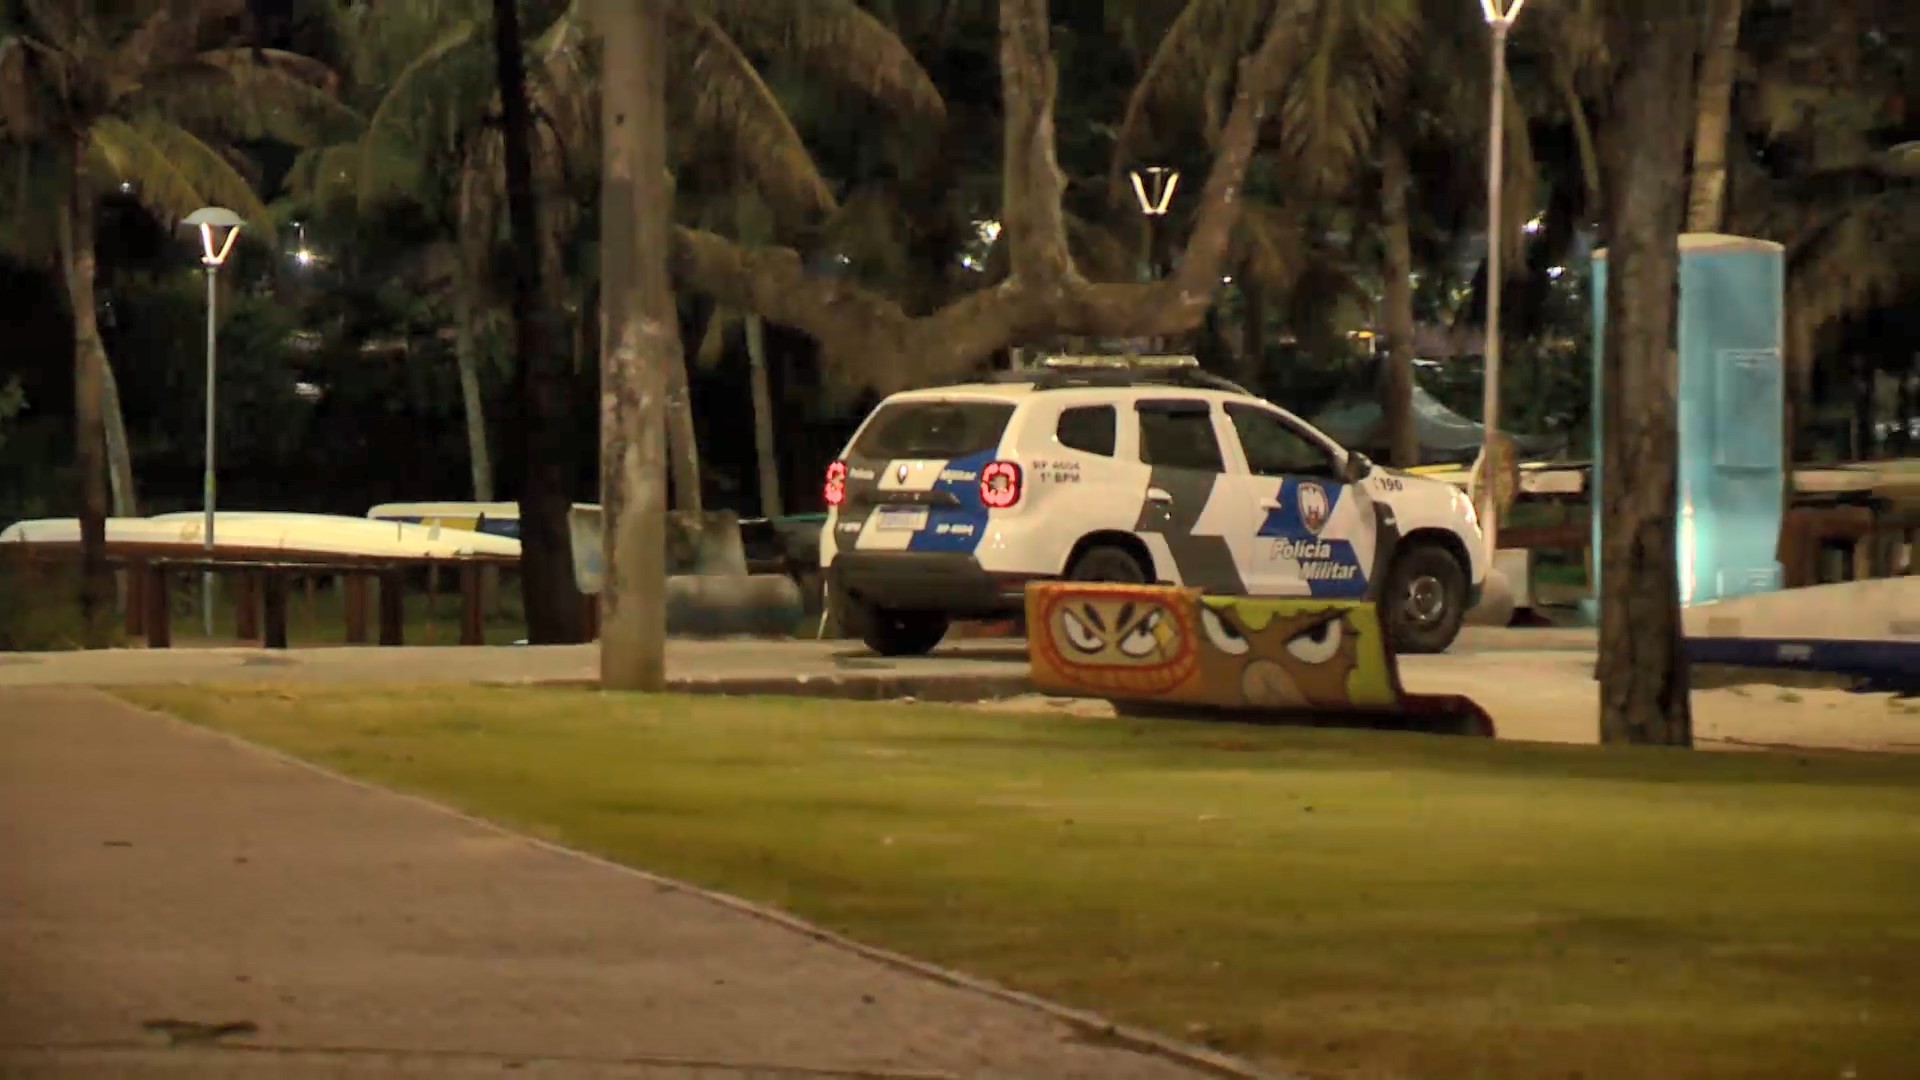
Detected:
[{"left": 829, "top": 553, "right": 1036, "bottom": 616}]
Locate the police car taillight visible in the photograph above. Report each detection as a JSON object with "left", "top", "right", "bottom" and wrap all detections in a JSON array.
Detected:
[
  {"left": 824, "top": 460, "right": 848, "bottom": 507},
  {"left": 980, "top": 461, "right": 1022, "bottom": 509}
]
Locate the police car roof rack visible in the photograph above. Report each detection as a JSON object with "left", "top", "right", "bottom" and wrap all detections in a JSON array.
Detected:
[{"left": 993, "top": 353, "right": 1254, "bottom": 395}]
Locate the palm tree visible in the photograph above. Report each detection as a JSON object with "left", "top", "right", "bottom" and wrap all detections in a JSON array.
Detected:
[
  {"left": 0, "top": 0, "right": 351, "bottom": 646},
  {"left": 309, "top": 0, "right": 945, "bottom": 517}
]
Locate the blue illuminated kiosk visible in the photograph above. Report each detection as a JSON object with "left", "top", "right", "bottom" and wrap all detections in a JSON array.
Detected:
[{"left": 1589, "top": 233, "right": 1787, "bottom": 610}]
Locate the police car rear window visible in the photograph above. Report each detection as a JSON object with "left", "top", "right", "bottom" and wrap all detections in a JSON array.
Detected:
[{"left": 851, "top": 400, "right": 1016, "bottom": 460}]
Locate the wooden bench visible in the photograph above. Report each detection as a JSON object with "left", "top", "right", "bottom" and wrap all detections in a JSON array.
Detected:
[{"left": 3, "top": 543, "right": 517, "bottom": 649}]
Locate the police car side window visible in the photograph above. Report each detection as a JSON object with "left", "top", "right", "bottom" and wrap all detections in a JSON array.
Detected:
[
  {"left": 1226, "top": 404, "right": 1338, "bottom": 479},
  {"left": 1136, "top": 403, "right": 1225, "bottom": 472},
  {"left": 1056, "top": 405, "right": 1116, "bottom": 457}
]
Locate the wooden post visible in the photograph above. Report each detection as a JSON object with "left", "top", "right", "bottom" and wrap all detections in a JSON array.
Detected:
[
  {"left": 424, "top": 563, "right": 439, "bottom": 644},
  {"left": 123, "top": 557, "right": 147, "bottom": 637},
  {"left": 235, "top": 571, "right": 260, "bottom": 641},
  {"left": 344, "top": 574, "right": 370, "bottom": 644},
  {"left": 305, "top": 573, "right": 318, "bottom": 636},
  {"left": 262, "top": 571, "right": 290, "bottom": 650},
  {"left": 459, "top": 563, "right": 485, "bottom": 646},
  {"left": 146, "top": 563, "right": 173, "bottom": 649},
  {"left": 378, "top": 568, "right": 405, "bottom": 646}
]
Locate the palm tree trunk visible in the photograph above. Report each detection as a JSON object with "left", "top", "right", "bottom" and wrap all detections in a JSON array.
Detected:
[
  {"left": 1380, "top": 133, "right": 1420, "bottom": 469},
  {"left": 100, "top": 360, "right": 138, "bottom": 517},
  {"left": 1686, "top": 0, "right": 1743, "bottom": 232},
  {"left": 62, "top": 135, "right": 112, "bottom": 648},
  {"left": 1238, "top": 277, "right": 1264, "bottom": 389},
  {"left": 665, "top": 344, "right": 702, "bottom": 514},
  {"left": 1595, "top": 2, "right": 1698, "bottom": 747},
  {"left": 452, "top": 271, "right": 495, "bottom": 502},
  {"left": 595, "top": 0, "right": 673, "bottom": 690},
  {"left": 746, "top": 313, "right": 781, "bottom": 518},
  {"left": 494, "top": 0, "right": 584, "bottom": 643}
]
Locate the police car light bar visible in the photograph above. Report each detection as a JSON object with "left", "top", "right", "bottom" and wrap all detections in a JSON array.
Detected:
[{"left": 1038, "top": 354, "right": 1200, "bottom": 370}]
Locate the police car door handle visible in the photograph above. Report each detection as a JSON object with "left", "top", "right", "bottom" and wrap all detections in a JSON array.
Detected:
[
  {"left": 1146, "top": 487, "right": 1173, "bottom": 503},
  {"left": 1259, "top": 498, "right": 1283, "bottom": 510}
]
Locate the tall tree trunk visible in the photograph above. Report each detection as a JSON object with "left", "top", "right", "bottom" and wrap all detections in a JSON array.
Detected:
[
  {"left": 1686, "top": 0, "right": 1743, "bottom": 233},
  {"left": 746, "top": 313, "right": 781, "bottom": 518},
  {"left": 665, "top": 345, "right": 702, "bottom": 513},
  {"left": 1379, "top": 132, "right": 1420, "bottom": 469},
  {"left": 62, "top": 136, "right": 112, "bottom": 647},
  {"left": 100, "top": 360, "right": 137, "bottom": 517},
  {"left": 494, "top": 0, "right": 584, "bottom": 643},
  {"left": 452, "top": 270, "right": 495, "bottom": 502},
  {"left": 1238, "top": 277, "right": 1264, "bottom": 389},
  {"left": 595, "top": 0, "right": 672, "bottom": 690},
  {"left": 1595, "top": 1, "right": 1700, "bottom": 746}
]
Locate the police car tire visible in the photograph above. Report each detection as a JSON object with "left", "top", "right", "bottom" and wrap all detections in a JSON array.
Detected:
[
  {"left": 1384, "top": 543, "right": 1467, "bottom": 655},
  {"left": 858, "top": 608, "right": 951, "bottom": 657},
  {"left": 1066, "top": 545, "right": 1149, "bottom": 584}
]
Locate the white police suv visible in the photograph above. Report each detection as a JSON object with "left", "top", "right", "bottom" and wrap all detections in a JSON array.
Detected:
[{"left": 820, "top": 356, "right": 1488, "bottom": 656}]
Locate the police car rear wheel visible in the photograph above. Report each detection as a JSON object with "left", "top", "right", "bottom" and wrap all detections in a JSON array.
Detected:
[
  {"left": 1385, "top": 544, "right": 1466, "bottom": 655},
  {"left": 857, "top": 608, "right": 951, "bottom": 657},
  {"left": 1066, "top": 545, "right": 1149, "bottom": 584}
]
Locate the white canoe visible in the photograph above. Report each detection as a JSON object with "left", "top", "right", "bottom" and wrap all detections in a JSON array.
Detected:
[{"left": 1, "top": 512, "right": 522, "bottom": 560}]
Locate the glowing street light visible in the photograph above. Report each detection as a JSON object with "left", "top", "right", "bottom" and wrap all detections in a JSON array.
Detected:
[
  {"left": 182, "top": 206, "right": 245, "bottom": 637},
  {"left": 1474, "top": 0, "right": 1527, "bottom": 559},
  {"left": 1129, "top": 166, "right": 1181, "bottom": 349}
]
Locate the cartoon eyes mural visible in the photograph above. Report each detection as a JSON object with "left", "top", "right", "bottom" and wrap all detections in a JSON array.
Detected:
[
  {"left": 1032, "top": 586, "right": 1201, "bottom": 695},
  {"left": 1200, "top": 606, "right": 1249, "bottom": 655},
  {"left": 1285, "top": 615, "right": 1343, "bottom": 666},
  {"left": 1028, "top": 583, "right": 1399, "bottom": 713}
]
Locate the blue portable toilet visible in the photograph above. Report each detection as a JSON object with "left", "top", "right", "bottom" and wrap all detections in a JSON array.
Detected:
[{"left": 1590, "top": 234, "right": 1787, "bottom": 608}]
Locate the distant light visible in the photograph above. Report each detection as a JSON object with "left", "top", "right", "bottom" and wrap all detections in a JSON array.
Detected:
[
  {"left": 294, "top": 248, "right": 316, "bottom": 267},
  {"left": 1547, "top": 265, "right": 1566, "bottom": 279},
  {"left": 1222, "top": 275, "right": 1234, "bottom": 285},
  {"left": 118, "top": 181, "right": 133, "bottom": 194},
  {"left": 1523, "top": 214, "right": 1545, "bottom": 235},
  {"left": 293, "top": 381, "right": 323, "bottom": 402}
]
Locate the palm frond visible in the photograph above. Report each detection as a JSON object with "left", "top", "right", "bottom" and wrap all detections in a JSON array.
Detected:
[
  {"left": 1232, "top": 197, "right": 1310, "bottom": 295},
  {"left": 356, "top": 19, "right": 480, "bottom": 208},
  {"left": 92, "top": 113, "right": 275, "bottom": 242},
  {"left": 1274, "top": 0, "right": 1419, "bottom": 196},
  {"left": 667, "top": 4, "right": 837, "bottom": 221},
  {"left": 1108, "top": 0, "right": 1262, "bottom": 191},
  {"left": 105, "top": 1, "right": 248, "bottom": 98},
  {"left": 141, "top": 56, "right": 361, "bottom": 149},
  {"left": 0, "top": 140, "right": 62, "bottom": 261},
  {"left": 0, "top": 33, "right": 46, "bottom": 138},
  {"left": 698, "top": 0, "right": 945, "bottom": 126}
]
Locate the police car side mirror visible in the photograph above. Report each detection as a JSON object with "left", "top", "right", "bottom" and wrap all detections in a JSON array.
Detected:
[{"left": 1342, "top": 453, "right": 1371, "bottom": 483}]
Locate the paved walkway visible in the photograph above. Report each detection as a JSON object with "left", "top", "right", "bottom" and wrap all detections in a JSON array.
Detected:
[{"left": 0, "top": 688, "right": 1247, "bottom": 1080}]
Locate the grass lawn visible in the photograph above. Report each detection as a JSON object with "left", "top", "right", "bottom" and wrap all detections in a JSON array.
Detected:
[{"left": 121, "top": 685, "right": 1920, "bottom": 1080}]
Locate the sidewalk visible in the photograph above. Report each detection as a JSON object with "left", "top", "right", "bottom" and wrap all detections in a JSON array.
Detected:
[{"left": 0, "top": 687, "right": 1248, "bottom": 1079}]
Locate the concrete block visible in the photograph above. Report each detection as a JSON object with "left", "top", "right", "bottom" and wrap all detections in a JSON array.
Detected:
[
  {"left": 1464, "top": 567, "right": 1517, "bottom": 628},
  {"left": 666, "top": 573, "right": 805, "bottom": 638}
]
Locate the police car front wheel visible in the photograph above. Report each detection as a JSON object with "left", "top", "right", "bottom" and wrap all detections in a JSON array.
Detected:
[{"left": 1384, "top": 543, "right": 1467, "bottom": 655}]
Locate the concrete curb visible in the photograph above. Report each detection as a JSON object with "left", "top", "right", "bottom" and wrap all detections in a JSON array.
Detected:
[
  {"left": 111, "top": 691, "right": 1295, "bottom": 1080},
  {"left": 525, "top": 673, "right": 1039, "bottom": 705}
]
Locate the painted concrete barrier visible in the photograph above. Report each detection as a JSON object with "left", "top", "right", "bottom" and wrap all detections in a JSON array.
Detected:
[
  {"left": 1681, "top": 576, "right": 1919, "bottom": 691},
  {"left": 1025, "top": 582, "right": 1495, "bottom": 736}
]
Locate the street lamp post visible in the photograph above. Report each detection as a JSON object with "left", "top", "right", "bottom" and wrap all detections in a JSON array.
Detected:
[
  {"left": 1129, "top": 165, "right": 1180, "bottom": 351},
  {"left": 1475, "top": 0, "right": 1525, "bottom": 560},
  {"left": 182, "top": 207, "right": 245, "bottom": 638}
]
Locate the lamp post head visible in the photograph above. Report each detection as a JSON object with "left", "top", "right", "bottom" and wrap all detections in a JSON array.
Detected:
[
  {"left": 1129, "top": 166, "right": 1181, "bottom": 217},
  {"left": 1479, "top": 0, "right": 1526, "bottom": 27},
  {"left": 183, "top": 206, "right": 245, "bottom": 268}
]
